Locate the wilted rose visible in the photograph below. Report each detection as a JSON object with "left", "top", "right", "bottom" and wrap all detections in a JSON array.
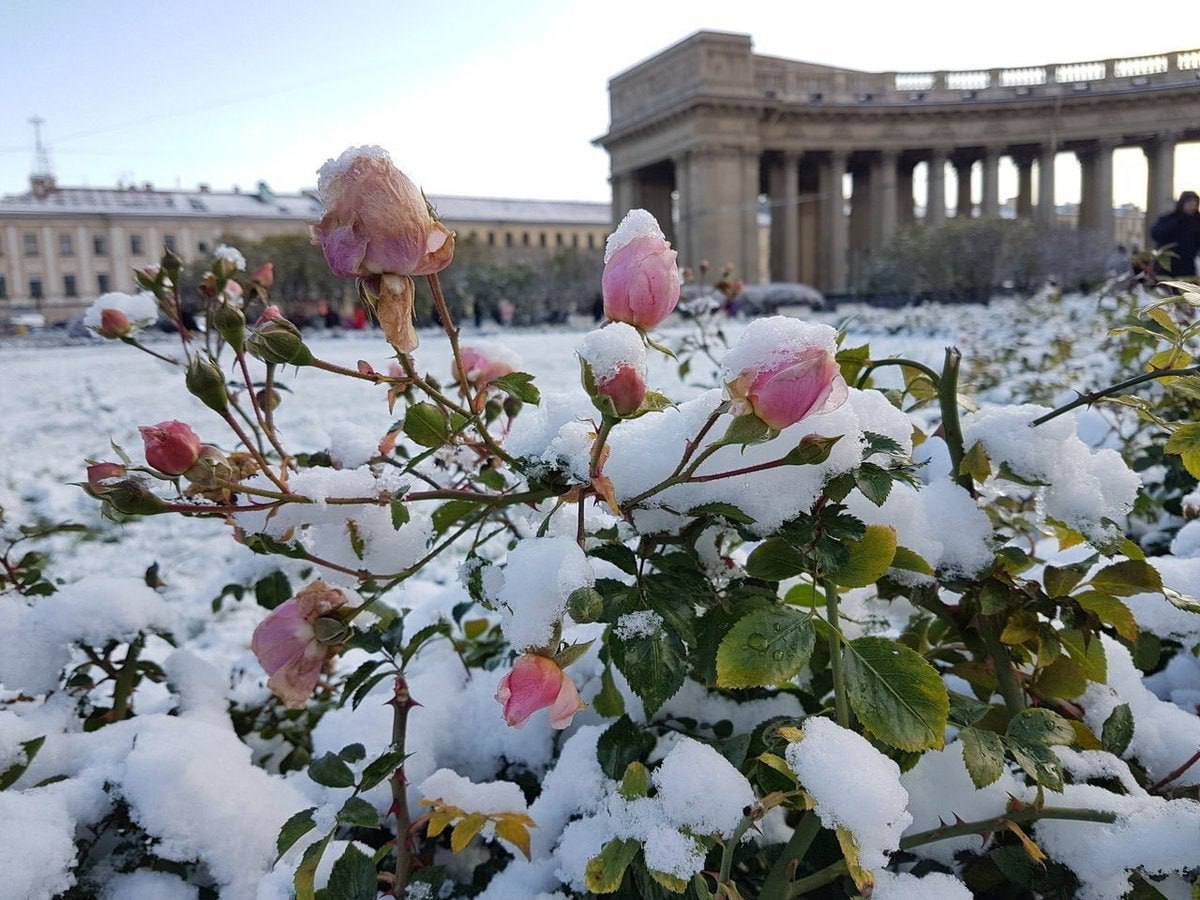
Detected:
[
  {"left": 495, "top": 654, "right": 584, "bottom": 729},
  {"left": 251, "top": 581, "right": 348, "bottom": 708},
  {"left": 456, "top": 344, "right": 516, "bottom": 388}
]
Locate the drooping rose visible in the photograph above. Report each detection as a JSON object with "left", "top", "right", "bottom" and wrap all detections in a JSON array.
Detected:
[
  {"left": 251, "top": 581, "right": 348, "bottom": 708},
  {"left": 601, "top": 211, "right": 681, "bottom": 330},
  {"left": 456, "top": 344, "right": 517, "bottom": 388},
  {"left": 495, "top": 654, "right": 584, "bottom": 729},
  {"left": 86, "top": 462, "right": 126, "bottom": 490},
  {"left": 98, "top": 308, "right": 131, "bottom": 339},
  {"left": 139, "top": 421, "right": 202, "bottom": 475},
  {"left": 597, "top": 364, "right": 646, "bottom": 417},
  {"left": 728, "top": 347, "right": 848, "bottom": 430},
  {"left": 314, "top": 147, "right": 455, "bottom": 279}
]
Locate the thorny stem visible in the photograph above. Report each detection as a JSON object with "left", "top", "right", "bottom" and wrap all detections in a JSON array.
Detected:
[
  {"left": 760, "top": 812, "right": 820, "bottom": 900},
  {"left": 120, "top": 336, "right": 179, "bottom": 366},
  {"left": 221, "top": 410, "right": 290, "bottom": 494},
  {"left": 237, "top": 352, "right": 291, "bottom": 477},
  {"left": 855, "top": 357, "right": 942, "bottom": 390},
  {"left": 426, "top": 272, "right": 473, "bottom": 404},
  {"left": 108, "top": 636, "right": 144, "bottom": 722},
  {"left": 785, "top": 806, "right": 1119, "bottom": 896},
  {"left": 390, "top": 674, "right": 414, "bottom": 897},
  {"left": 309, "top": 356, "right": 406, "bottom": 384},
  {"left": 1031, "top": 365, "right": 1200, "bottom": 427},
  {"left": 979, "top": 613, "right": 1026, "bottom": 716},
  {"left": 1150, "top": 746, "right": 1200, "bottom": 793},
  {"left": 823, "top": 580, "right": 851, "bottom": 728},
  {"left": 590, "top": 417, "right": 617, "bottom": 479}
]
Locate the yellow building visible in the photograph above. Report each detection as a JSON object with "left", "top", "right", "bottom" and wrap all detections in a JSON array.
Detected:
[{"left": 0, "top": 176, "right": 611, "bottom": 326}]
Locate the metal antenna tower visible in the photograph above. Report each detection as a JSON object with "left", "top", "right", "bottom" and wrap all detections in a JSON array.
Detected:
[{"left": 29, "top": 116, "right": 52, "bottom": 176}]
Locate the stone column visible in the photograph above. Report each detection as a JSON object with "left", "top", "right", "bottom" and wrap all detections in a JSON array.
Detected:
[
  {"left": 1091, "top": 140, "right": 1115, "bottom": 249},
  {"left": 926, "top": 150, "right": 947, "bottom": 225},
  {"left": 954, "top": 157, "right": 974, "bottom": 217},
  {"left": 1013, "top": 151, "right": 1035, "bottom": 219},
  {"left": 673, "top": 152, "right": 693, "bottom": 266},
  {"left": 1037, "top": 145, "right": 1057, "bottom": 227},
  {"left": 5, "top": 225, "right": 25, "bottom": 301},
  {"left": 849, "top": 166, "right": 872, "bottom": 288},
  {"left": 689, "top": 147, "right": 758, "bottom": 278},
  {"left": 41, "top": 225, "right": 60, "bottom": 311},
  {"left": 875, "top": 150, "right": 899, "bottom": 248},
  {"left": 821, "top": 151, "right": 849, "bottom": 293},
  {"left": 109, "top": 223, "right": 129, "bottom": 291},
  {"left": 1145, "top": 134, "right": 1176, "bottom": 245},
  {"left": 981, "top": 148, "right": 1001, "bottom": 218},
  {"left": 781, "top": 152, "right": 801, "bottom": 282},
  {"left": 742, "top": 151, "right": 762, "bottom": 282},
  {"left": 1077, "top": 149, "right": 1096, "bottom": 230},
  {"left": 897, "top": 158, "right": 915, "bottom": 226},
  {"left": 635, "top": 177, "right": 675, "bottom": 247},
  {"left": 75, "top": 225, "right": 93, "bottom": 299},
  {"left": 610, "top": 172, "right": 636, "bottom": 228}
]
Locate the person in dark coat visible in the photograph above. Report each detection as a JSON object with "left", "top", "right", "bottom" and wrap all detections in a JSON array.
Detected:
[{"left": 1150, "top": 190, "right": 1200, "bottom": 277}]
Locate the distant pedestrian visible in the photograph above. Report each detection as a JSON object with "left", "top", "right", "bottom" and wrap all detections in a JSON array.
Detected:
[{"left": 1150, "top": 190, "right": 1200, "bottom": 277}]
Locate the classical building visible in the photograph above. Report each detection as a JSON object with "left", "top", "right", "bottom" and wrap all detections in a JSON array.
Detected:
[
  {"left": 597, "top": 32, "right": 1200, "bottom": 291},
  {"left": 0, "top": 178, "right": 610, "bottom": 325}
]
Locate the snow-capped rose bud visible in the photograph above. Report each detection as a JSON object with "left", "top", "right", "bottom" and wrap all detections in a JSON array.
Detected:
[
  {"left": 86, "top": 462, "right": 126, "bottom": 490},
  {"left": 97, "top": 307, "right": 132, "bottom": 339},
  {"left": 251, "top": 581, "right": 348, "bottom": 709},
  {"left": 597, "top": 364, "right": 646, "bottom": 417},
  {"left": 494, "top": 654, "right": 584, "bottom": 730},
  {"left": 252, "top": 262, "right": 274, "bottom": 288},
  {"left": 456, "top": 344, "right": 516, "bottom": 388},
  {"left": 728, "top": 347, "right": 848, "bottom": 430},
  {"left": 601, "top": 210, "right": 681, "bottom": 330},
  {"left": 315, "top": 146, "right": 455, "bottom": 279},
  {"left": 139, "top": 421, "right": 202, "bottom": 475}
]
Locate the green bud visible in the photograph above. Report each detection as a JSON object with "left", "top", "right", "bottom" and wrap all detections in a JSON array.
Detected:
[
  {"left": 566, "top": 586, "right": 605, "bottom": 624},
  {"left": 186, "top": 355, "right": 229, "bottom": 412},
  {"left": 502, "top": 394, "right": 524, "bottom": 419},
  {"left": 246, "top": 319, "right": 314, "bottom": 366},
  {"left": 161, "top": 247, "right": 183, "bottom": 277},
  {"left": 183, "top": 445, "right": 234, "bottom": 490},
  {"left": 100, "top": 478, "right": 168, "bottom": 517},
  {"left": 256, "top": 387, "right": 281, "bottom": 411},
  {"left": 212, "top": 303, "right": 246, "bottom": 352}
]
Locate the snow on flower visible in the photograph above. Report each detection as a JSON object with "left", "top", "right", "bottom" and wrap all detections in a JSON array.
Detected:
[
  {"left": 213, "top": 243, "right": 246, "bottom": 271},
  {"left": 83, "top": 290, "right": 159, "bottom": 336},
  {"left": 495, "top": 537, "right": 594, "bottom": 651}
]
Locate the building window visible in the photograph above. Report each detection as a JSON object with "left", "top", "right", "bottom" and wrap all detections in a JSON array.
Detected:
[
  {"left": 163, "top": 234, "right": 177, "bottom": 253},
  {"left": 539, "top": 232, "right": 547, "bottom": 248},
  {"left": 23, "top": 232, "right": 39, "bottom": 256},
  {"left": 504, "top": 233, "right": 513, "bottom": 248},
  {"left": 0, "top": 275, "right": 6, "bottom": 299},
  {"left": 59, "top": 233, "right": 74, "bottom": 256},
  {"left": 63, "top": 274, "right": 77, "bottom": 297},
  {"left": 572, "top": 233, "right": 579, "bottom": 248},
  {"left": 587, "top": 233, "right": 595, "bottom": 249},
  {"left": 93, "top": 235, "right": 107, "bottom": 256},
  {"left": 487, "top": 231, "right": 495, "bottom": 246},
  {"left": 29, "top": 277, "right": 43, "bottom": 299},
  {"left": 198, "top": 240, "right": 209, "bottom": 254},
  {"left": 97, "top": 273, "right": 110, "bottom": 293},
  {"left": 522, "top": 232, "right": 530, "bottom": 247},
  {"left": 130, "top": 234, "right": 144, "bottom": 256},
  {"left": 554, "top": 233, "right": 563, "bottom": 247}
]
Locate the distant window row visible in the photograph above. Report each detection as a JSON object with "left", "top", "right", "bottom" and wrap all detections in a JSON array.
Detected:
[
  {"left": 461, "top": 229, "right": 602, "bottom": 250},
  {"left": 6, "top": 231, "right": 191, "bottom": 258},
  {"left": 0, "top": 272, "right": 112, "bottom": 300}
]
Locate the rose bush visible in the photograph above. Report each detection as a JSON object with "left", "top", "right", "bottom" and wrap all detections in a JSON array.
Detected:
[{"left": 1, "top": 145, "right": 1199, "bottom": 900}]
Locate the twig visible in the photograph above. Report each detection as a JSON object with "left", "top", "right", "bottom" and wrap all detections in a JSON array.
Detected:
[
  {"left": 1150, "top": 746, "right": 1200, "bottom": 793},
  {"left": 1032, "top": 365, "right": 1200, "bottom": 426}
]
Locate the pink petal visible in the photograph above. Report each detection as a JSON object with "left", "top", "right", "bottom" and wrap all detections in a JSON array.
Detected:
[{"left": 547, "top": 674, "right": 584, "bottom": 730}]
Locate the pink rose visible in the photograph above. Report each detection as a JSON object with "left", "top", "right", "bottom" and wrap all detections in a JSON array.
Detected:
[
  {"left": 139, "top": 421, "right": 202, "bottom": 475},
  {"left": 598, "top": 364, "right": 646, "bottom": 417},
  {"left": 98, "top": 308, "right": 131, "bottom": 339},
  {"left": 86, "top": 462, "right": 126, "bottom": 490},
  {"left": 602, "top": 235, "right": 681, "bottom": 330},
  {"left": 495, "top": 654, "right": 584, "bottom": 730},
  {"left": 729, "top": 347, "right": 848, "bottom": 430},
  {"left": 456, "top": 345, "right": 516, "bottom": 388},
  {"left": 252, "top": 262, "right": 274, "bottom": 288},
  {"left": 251, "top": 581, "right": 348, "bottom": 709},
  {"left": 315, "top": 149, "right": 455, "bottom": 279}
]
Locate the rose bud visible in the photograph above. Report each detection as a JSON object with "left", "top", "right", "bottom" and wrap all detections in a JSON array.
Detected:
[
  {"left": 139, "top": 421, "right": 202, "bottom": 475},
  {"left": 97, "top": 308, "right": 132, "bottom": 339},
  {"left": 256, "top": 387, "right": 281, "bottom": 411},
  {"left": 597, "top": 364, "right": 646, "bottom": 417},
  {"left": 251, "top": 581, "right": 349, "bottom": 708},
  {"left": 86, "top": 462, "right": 126, "bottom": 491},
  {"left": 494, "top": 654, "right": 584, "bottom": 730},
  {"left": 246, "top": 312, "right": 314, "bottom": 366},
  {"left": 601, "top": 209, "right": 681, "bottom": 330},
  {"left": 728, "top": 346, "right": 848, "bottom": 431},
  {"left": 212, "top": 303, "right": 246, "bottom": 352},
  {"left": 185, "top": 356, "right": 229, "bottom": 412},
  {"left": 456, "top": 343, "right": 519, "bottom": 388},
  {"left": 183, "top": 445, "right": 234, "bottom": 490},
  {"left": 252, "top": 262, "right": 274, "bottom": 288},
  {"left": 314, "top": 146, "right": 455, "bottom": 279}
]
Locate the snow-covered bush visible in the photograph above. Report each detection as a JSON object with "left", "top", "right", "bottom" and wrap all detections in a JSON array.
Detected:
[{"left": 3, "top": 145, "right": 1200, "bottom": 900}]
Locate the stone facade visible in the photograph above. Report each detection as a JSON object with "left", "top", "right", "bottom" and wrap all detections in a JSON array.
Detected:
[
  {"left": 0, "top": 180, "right": 610, "bottom": 325},
  {"left": 597, "top": 32, "right": 1200, "bottom": 291}
]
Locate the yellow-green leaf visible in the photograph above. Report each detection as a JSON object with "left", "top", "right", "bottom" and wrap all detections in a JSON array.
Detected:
[
  {"left": 843, "top": 636, "right": 949, "bottom": 751},
  {"left": 834, "top": 524, "right": 897, "bottom": 588},
  {"left": 1076, "top": 592, "right": 1138, "bottom": 641},
  {"left": 716, "top": 606, "right": 816, "bottom": 688},
  {"left": 585, "top": 837, "right": 640, "bottom": 894},
  {"left": 450, "top": 813, "right": 487, "bottom": 853},
  {"left": 494, "top": 817, "right": 532, "bottom": 859}
]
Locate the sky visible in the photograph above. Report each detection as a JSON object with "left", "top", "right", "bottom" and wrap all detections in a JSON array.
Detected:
[{"left": 1, "top": 0, "right": 1197, "bottom": 210}]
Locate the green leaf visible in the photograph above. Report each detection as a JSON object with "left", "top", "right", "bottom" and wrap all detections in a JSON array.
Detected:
[
  {"left": 275, "top": 807, "right": 318, "bottom": 863},
  {"left": 1090, "top": 560, "right": 1162, "bottom": 597},
  {"left": 715, "top": 605, "right": 815, "bottom": 688},
  {"left": 404, "top": 402, "right": 450, "bottom": 448},
  {"left": 254, "top": 570, "right": 292, "bottom": 610},
  {"left": 959, "top": 441, "right": 992, "bottom": 482},
  {"left": 784, "top": 581, "right": 823, "bottom": 607},
  {"left": 890, "top": 546, "right": 934, "bottom": 576},
  {"left": 491, "top": 371, "right": 540, "bottom": 404},
  {"left": 843, "top": 636, "right": 949, "bottom": 751},
  {"left": 1058, "top": 629, "right": 1107, "bottom": 683},
  {"left": 854, "top": 462, "right": 893, "bottom": 506},
  {"left": 960, "top": 727, "right": 1006, "bottom": 788},
  {"left": 1043, "top": 561, "right": 1092, "bottom": 598},
  {"left": 781, "top": 434, "right": 841, "bottom": 466},
  {"left": 1163, "top": 586, "right": 1200, "bottom": 614},
  {"left": 0, "top": 736, "right": 44, "bottom": 791},
  {"left": 1006, "top": 708, "right": 1075, "bottom": 746},
  {"left": 610, "top": 621, "right": 686, "bottom": 717},
  {"left": 596, "top": 715, "right": 655, "bottom": 780},
  {"left": 585, "top": 837, "right": 641, "bottom": 894},
  {"left": 996, "top": 460, "right": 1048, "bottom": 487},
  {"left": 1101, "top": 703, "right": 1134, "bottom": 756},
  {"left": 324, "top": 844, "right": 377, "bottom": 900},
  {"left": 686, "top": 501, "right": 755, "bottom": 525},
  {"left": 294, "top": 831, "right": 334, "bottom": 900},
  {"left": 337, "top": 796, "right": 378, "bottom": 828},
  {"left": 1006, "top": 738, "right": 1064, "bottom": 791},
  {"left": 359, "top": 749, "right": 407, "bottom": 792},
  {"left": 593, "top": 666, "right": 625, "bottom": 717},
  {"left": 833, "top": 524, "right": 897, "bottom": 588},
  {"left": 431, "top": 498, "right": 481, "bottom": 534},
  {"left": 390, "top": 499, "right": 410, "bottom": 530},
  {"left": 308, "top": 752, "right": 356, "bottom": 789},
  {"left": 745, "top": 538, "right": 807, "bottom": 581},
  {"left": 339, "top": 660, "right": 383, "bottom": 708},
  {"left": 339, "top": 743, "right": 367, "bottom": 763},
  {"left": 1076, "top": 592, "right": 1138, "bottom": 642}
]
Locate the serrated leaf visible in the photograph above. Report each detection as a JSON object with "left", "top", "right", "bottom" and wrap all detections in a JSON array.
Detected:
[
  {"left": 1101, "top": 703, "right": 1134, "bottom": 756},
  {"left": 450, "top": 812, "right": 487, "bottom": 852},
  {"left": 686, "top": 501, "right": 755, "bottom": 524},
  {"left": 596, "top": 714, "right": 655, "bottom": 780},
  {"left": 293, "top": 831, "right": 333, "bottom": 900},
  {"left": 0, "top": 735, "right": 44, "bottom": 791},
  {"left": 1006, "top": 738, "right": 1064, "bottom": 790},
  {"left": 324, "top": 843, "right": 377, "bottom": 900},
  {"left": 404, "top": 402, "right": 449, "bottom": 448},
  {"left": 833, "top": 524, "right": 897, "bottom": 588},
  {"left": 495, "top": 816, "right": 532, "bottom": 859},
  {"left": 1090, "top": 560, "right": 1162, "bottom": 597},
  {"left": 359, "top": 749, "right": 406, "bottom": 791},
  {"left": 960, "top": 441, "right": 992, "bottom": 482},
  {"left": 1007, "top": 708, "right": 1074, "bottom": 746},
  {"left": 390, "top": 499, "right": 410, "bottom": 530},
  {"left": 843, "top": 636, "right": 949, "bottom": 751},
  {"left": 274, "top": 807, "right": 317, "bottom": 863},
  {"left": 609, "top": 626, "right": 687, "bottom": 716},
  {"left": 716, "top": 605, "right": 815, "bottom": 688},
  {"left": 585, "top": 837, "right": 640, "bottom": 894},
  {"left": 960, "top": 727, "right": 1006, "bottom": 788},
  {"left": 491, "top": 371, "right": 540, "bottom": 404},
  {"left": 1076, "top": 592, "right": 1138, "bottom": 642},
  {"left": 890, "top": 545, "right": 934, "bottom": 576},
  {"left": 745, "top": 538, "right": 808, "bottom": 581},
  {"left": 854, "top": 462, "right": 893, "bottom": 506},
  {"left": 308, "top": 752, "right": 355, "bottom": 788},
  {"left": 337, "top": 795, "right": 378, "bottom": 828},
  {"left": 1058, "top": 629, "right": 1107, "bottom": 683}
]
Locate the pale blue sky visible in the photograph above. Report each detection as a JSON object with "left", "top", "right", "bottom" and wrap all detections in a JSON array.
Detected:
[{"left": 1, "top": 0, "right": 1197, "bottom": 206}]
